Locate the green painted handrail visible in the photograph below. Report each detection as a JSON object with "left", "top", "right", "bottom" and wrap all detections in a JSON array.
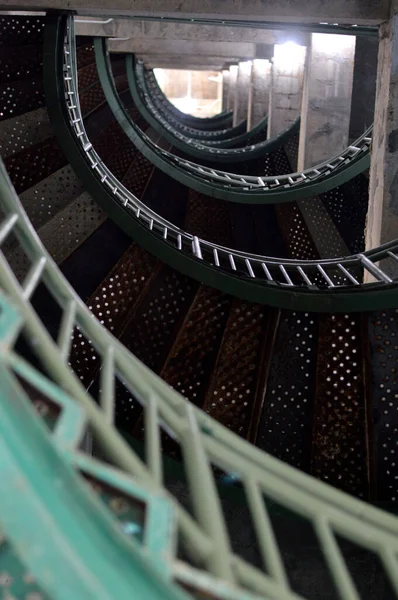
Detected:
[
  {"left": 124, "top": 54, "right": 287, "bottom": 163},
  {"left": 44, "top": 14, "right": 398, "bottom": 314},
  {"left": 143, "top": 67, "right": 233, "bottom": 130},
  {"left": 97, "top": 39, "right": 371, "bottom": 204},
  {"left": 140, "top": 66, "right": 248, "bottom": 140},
  {"left": 3, "top": 15, "right": 398, "bottom": 600},
  {"left": 138, "top": 61, "right": 269, "bottom": 150}
]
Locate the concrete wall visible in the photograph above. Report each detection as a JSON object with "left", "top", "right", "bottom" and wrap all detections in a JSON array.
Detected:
[
  {"left": 247, "top": 59, "right": 271, "bottom": 129},
  {"left": 349, "top": 36, "right": 379, "bottom": 140},
  {"left": 267, "top": 43, "right": 306, "bottom": 139},
  {"left": 298, "top": 34, "right": 356, "bottom": 170}
]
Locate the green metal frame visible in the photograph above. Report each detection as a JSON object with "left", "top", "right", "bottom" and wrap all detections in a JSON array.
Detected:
[
  {"left": 43, "top": 15, "right": 398, "bottom": 313},
  {"left": 126, "top": 56, "right": 276, "bottom": 163},
  {"left": 143, "top": 68, "right": 233, "bottom": 130},
  {"left": 2, "top": 13, "right": 398, "bottom": 600},
  {"left": 96, "top": 38, "right": 370, "bottom": 204},
  {"left": 138, "top": 62, "right": 269, "bottom": 150},
  {"left": 139, "top": 66, "right": 247, "bottom": 140}
]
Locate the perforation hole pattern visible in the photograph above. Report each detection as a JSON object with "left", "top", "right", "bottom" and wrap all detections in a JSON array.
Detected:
[
  {"left": 0, "top": 77, "right": 45, "bottom": 121},
  {"left": 18, "top": 165, "right": 86, "bottom": 232},
  {"left": 85, "top": 243, "right": 159, "bottom": 337},
  {"left": 185, "top": 190, "right": 231, "bottom": 246},
  {"left": 203, "top": 300, "right": 270, "bottom": 439},
  {"left": 275, "top": 202, "right": 319, "bottom": 260},
  {"left": 68, "top": 238, "right": 159, "bottom": 390},
  {"left": 312, "top": 313, "right": 370, "bottom": 499},
  {"left": 6, "top": 192, "right": 106, "bottom": 283},
  {"left": 161, "top": 286, "right": 233, "bottom": 407},
  {"left": 320, "top": 173, "right": 369, "bottom": 254},
  {"left": 368, "top": 308, "right": 398, "bottom": 501},
  {"left": 122, "top": 151, "right": 156, "bottom": 199},
  {"left": 299, "top": 197, "right": 351, "bottom": 259},
  {"left": 117, "top": 269, "right": 199, "bottom": 429},
  {"left": 257, "top": 310, "right": 318, "bottom": 471},
  {"left": 0, "top": 107, "right": 52, "bottom": 159},
  {"left": 4, "top": 137, "right": 67, "bottom": 194},
  {"left": 120, "top": 268, "right": 198, "bottom": 374},
  {"left": 0, "top": 16, "right": 45, "bottom": 47}
]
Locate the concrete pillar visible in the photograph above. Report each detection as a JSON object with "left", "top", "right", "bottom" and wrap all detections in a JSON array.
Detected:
[
  {"left": 366, "top": 1, "right": 398, "bottom": 274},
  {"left": 227, "top": 64, "right": 238, "bottom": 112},
  {"left": 222, "top": 69, "right": 230, "bottom": 111},
  {"left": 267, "top": 42, "right": 306, "bottom": 140},
  {"left": 297, "top": 34, "right": 356, "bottom": 170},
  {"left": 233, "top": 60, "right": 252, "bottom": 126},
  {"left": 247, "top": 59, "right": 271, "bottom": 130},
  {"left": 349, "top": 36, "right": 378, "bottom": 141}
]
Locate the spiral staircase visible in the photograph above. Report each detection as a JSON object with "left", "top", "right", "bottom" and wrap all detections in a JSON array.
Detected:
[{"left": 0, "top": 11, "right": 398, "bottom": 600}]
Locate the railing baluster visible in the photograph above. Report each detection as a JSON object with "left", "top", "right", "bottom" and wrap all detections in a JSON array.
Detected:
[
  {"left": 245, "top": 258, "right": 255, "bottom": 278},
  {"left": 297, "top": 266, "right": 312, "bottom": 286},
  {"left": 0, "top": 213, "right": 18, "bottom": 245},
  {"left": 22, "top": 257, "right": 46, "bottom": 301},
  {"left": 100, "top": 346, "right": 115, "bottom": 425},
  {"left": 279, "top": 265, "right": 293, "bottom": 285},
  {"left": 317, "top": 265, "right": 335, "bottom": 287},
  {"left": 213, "top": 248, "right": 220, "bottom": 267},
  {"left": 337, "top": 263, "right": 360, "bottom": 285},
  {"left": 57, "top": 300, "right": 77, "bottom": 361},
  {"left": 229, "top": 254, "right": 237, "bottom": 271},
  {"left": 359, "top": 254, "right": 393, "bottom": 283},
  {"left": 193, "top": 236, "right": 203, "bottom": 259},
  {"left": 261, "top": 262, "right": 273, "bottom": 281}
]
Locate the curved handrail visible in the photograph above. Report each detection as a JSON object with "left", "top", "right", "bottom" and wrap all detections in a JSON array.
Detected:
[
  {"left": 135, "top": 59, "right": 269, "bottom": 150},
  {"left": 125, "top": 54, "right": 295, "bottom": 165},
  {"left": 3, "top": 14, "right": 398, "bottom": 600},
  {"left": 144, "top": 67, "right": 233, "bottom": 130},
  {"left": 45, "top": 14, "right": 398, "bottom": 314},
  {"left": 138, "top": 64, "right": 248, "bottom": 141},
  {"left": 98, "top": 39, "right": 371, "bottom": 204}
]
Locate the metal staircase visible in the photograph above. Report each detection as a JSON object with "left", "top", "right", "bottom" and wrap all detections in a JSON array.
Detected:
[{"left": 1, "top": 11, "right": 398, "bottom": 600}]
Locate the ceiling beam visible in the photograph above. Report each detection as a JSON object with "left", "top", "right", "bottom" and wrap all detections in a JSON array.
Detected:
[
  {"left": 109, "top": 38, "right": 257, "bottom": 59},
  {"left": 3, "top": 0, "right": 390, "bottom": 25},
  {"left": 75, "top": 18, "right": 310, "bottom": 45}
]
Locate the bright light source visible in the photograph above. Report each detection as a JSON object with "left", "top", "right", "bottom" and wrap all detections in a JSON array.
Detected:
[
  {"left": 252, "top": 59, "right": 271, "bottom": 75},
  {"left": 172, "top": 95, "right": 198, "bottom": 115},
  {"left": 208, "top": 74, "right": 222, "bottom": 83},
  {"left": 238, "top": 60, "right": 252, "bottom": 75},
  {"left": 273, "top": 42, "right": 306, "bottom": 73},
  {"left": 229, "top": 65, "right": 238, "bottom": 76},
  {"left": 312, "top": 32, "right": 356, "bottom": 55},
  {"left": 153, "top": 68, "right": 165, "bottom": 89}
]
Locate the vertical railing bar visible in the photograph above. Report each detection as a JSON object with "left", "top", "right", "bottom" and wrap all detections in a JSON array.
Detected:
[
  {"left": 359, "top": 254, "right": 392, "bottom": 283},
  {"left": 21, "top": 256, "right": 46, "bottom": 301},
  {"left": 337, "top": 263, "right": 360, "bottom": 285},
  {"left": 145, "top": 395, "right": 163, "bottom": 485},
  {"left": 297, "top": 265, "right": 312, "bottom": 286},
  {"left": 244, "top": 477, "right": 290, "bottom": 587},
  {"left": 99, "top": 346, "right": 115, "bottom": 425},
  {"left": 317, "top": 264, "right": 336, "bottom": 287},
  {"left": 57, "top": 300, "right": 77, "bottom": 361},
  {"left": 0, "top": 213, "right": 18, "bottom": 245},
  {"left": 315, "top": 517, "right": 360, "bottom": 600},
  {"left": 182, "top": 404, "right": 234, "bottom": 582}
]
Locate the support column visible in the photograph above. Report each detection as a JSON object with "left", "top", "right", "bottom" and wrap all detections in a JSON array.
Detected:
[
  {"left": 233, "top": 60, "right": 252, "bottom": 126},
  {"left": 366, "top": 2, "right": 398, "bottom": 275},
  {"left": 222, "top": 69, "right": 230, "bottom": 111},
  {"left": 349, "top": 37, "right": 378, "bottom": 141},
  {"left": 297, "top": 34, "right": 356, "bottom": 170},
  {"left": 227, "top": 64, "right": 238, "bottom": 112},
  {"left": 267, "top": 42, "right": 306, "bottom": 140},
  {"left": 247, "top": 59, "right": 271, "bottom": 130}
]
